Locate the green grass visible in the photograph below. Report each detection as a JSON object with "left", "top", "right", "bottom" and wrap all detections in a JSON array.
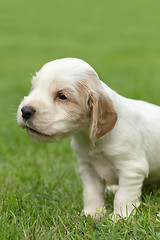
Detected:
[{"left": 0, "top": 0, "right": 160, "bottom": 238}]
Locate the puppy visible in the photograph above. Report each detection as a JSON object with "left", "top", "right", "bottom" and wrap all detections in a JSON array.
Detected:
[{"left": 17, "top": 58, "right": 160, "bottom": 218}]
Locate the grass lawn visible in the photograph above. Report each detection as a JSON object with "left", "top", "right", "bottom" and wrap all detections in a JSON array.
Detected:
[{"left": 0, "top": 0, "right": 160, "bottom": 239}]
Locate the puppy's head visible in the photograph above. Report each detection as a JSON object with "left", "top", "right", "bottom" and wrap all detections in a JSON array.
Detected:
[{"left": 17, "top": 58, "right": 117, "bottom": 143}]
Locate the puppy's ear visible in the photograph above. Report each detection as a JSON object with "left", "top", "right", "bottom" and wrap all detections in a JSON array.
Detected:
[{"left": 88, "top": 91, "right": 117, "bottom": 145}]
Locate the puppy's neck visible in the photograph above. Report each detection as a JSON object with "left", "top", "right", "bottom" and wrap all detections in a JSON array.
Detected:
[{"left": 72, "top": 123, "right": 92, "bottom": 146}]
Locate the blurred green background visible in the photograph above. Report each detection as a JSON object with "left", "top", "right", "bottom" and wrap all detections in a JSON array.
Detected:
[
  {"left": 0, "top": 0, "right": 160, "bottom": 238},
  {"left": 1, "top": 0, "right": 160, "bottom": 102}
]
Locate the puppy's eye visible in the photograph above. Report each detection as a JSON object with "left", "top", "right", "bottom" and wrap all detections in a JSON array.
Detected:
[{"left": 58, "top": 92, "right": 67, "bottom": 100}]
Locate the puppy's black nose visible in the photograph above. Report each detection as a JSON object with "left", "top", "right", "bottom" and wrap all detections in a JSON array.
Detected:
[{"left": 21, "top": 106, "right": 36, "bottom": 120}]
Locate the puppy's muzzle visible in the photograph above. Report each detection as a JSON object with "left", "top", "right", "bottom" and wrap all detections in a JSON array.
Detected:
[{"left": 21, "top": 106, "right": 36, "bottom": 121}]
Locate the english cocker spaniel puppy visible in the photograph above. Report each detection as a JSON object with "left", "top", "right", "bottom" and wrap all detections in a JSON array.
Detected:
[{"left": 17, "top": 58, "right": 160, "bottom": 219}]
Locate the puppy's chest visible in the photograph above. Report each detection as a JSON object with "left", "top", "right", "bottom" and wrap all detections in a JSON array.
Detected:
[{"left": 89, "top": 150, "right": 118, "bottom": 184}]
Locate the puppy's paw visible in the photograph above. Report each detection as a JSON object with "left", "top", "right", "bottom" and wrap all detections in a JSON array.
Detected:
[
  {"left": 83, "top": 207, "right": 106, "bottom": 219},
  {"left": 110, "top": 205, "right": 138, "bottom": 222},
  {"left": 105, "top": 185, "right": 119, "bottom": 196}
]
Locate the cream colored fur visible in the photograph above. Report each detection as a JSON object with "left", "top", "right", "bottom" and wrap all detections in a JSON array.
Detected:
[{"left": 17, "top": 58, "right": 160, "bottom": 219}]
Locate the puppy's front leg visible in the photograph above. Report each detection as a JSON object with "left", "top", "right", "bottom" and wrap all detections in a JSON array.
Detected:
[
  {"left": 79, "top": 163, "right": 105, "bottom": 218},
  {"left": 113, "top": 171, "right": 144, "bottom": 218}
]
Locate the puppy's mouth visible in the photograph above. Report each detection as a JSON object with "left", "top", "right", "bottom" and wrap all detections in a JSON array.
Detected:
[
  {"left": 26, "top": 127, "right": 51, "bottom": 138},
  {"left": 27, "top": 127, "right": 41, "bottom": 134}
]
